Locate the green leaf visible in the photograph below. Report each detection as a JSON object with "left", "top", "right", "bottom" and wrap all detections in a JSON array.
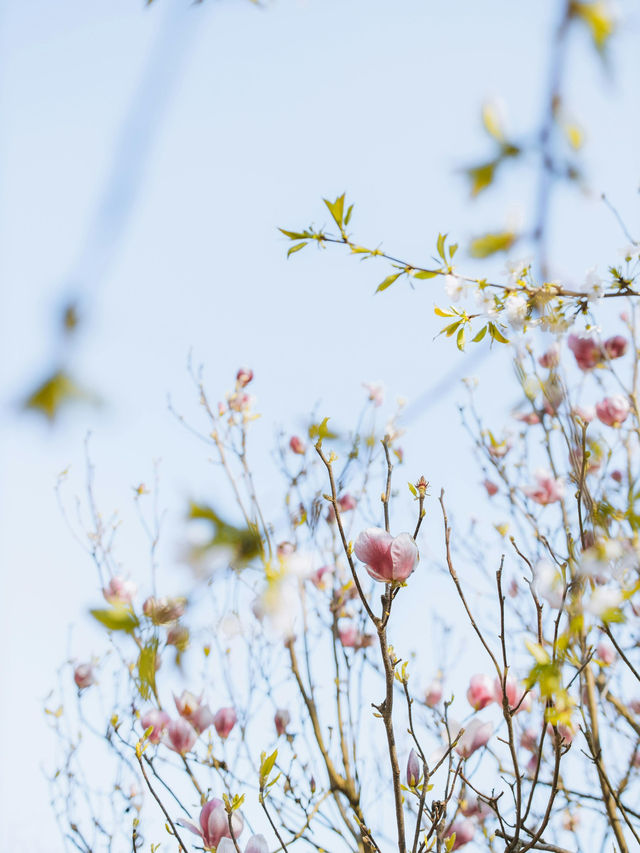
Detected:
[
  {"left": 24, "top": 370, "right": 93, "bottom": 422},
  {"left": 287, "top": 242, "right": 307, "bottom": 258},
  {"left": 137, "top": 639, "right": 158, "bottom": 700},
  {"left": 436, "top": 233, "right": 447, "bottom": 261},
  {"left": 376, "top": 272, "right": 402, "bottom": 293},
  {"left": 466, "top": 161, "right": 497, "bottom": 197},
  {"left": 188, "top": 503, "right": 263, "bottom": 565},
  {"left": 469, "top": 230, "right": 516, "bottom": 258},
  {"left": 260, "top": 749, "right": 278, "bottom": 783},
  {"left": 443, "top": 321, "right": 462, "bottom": 338},
  {"left": 91, "top": 606, "right": 139, "bottom": 634},
  {"left": 488, "top": 322, "right": 510, "bottom": 344},
  {"left": 323, "top": 193, "right": 345, "bottom": 228},
  {"left": 344, "top": 204, "right": 354, "bottom": 226},
  {"left": 456, "top": 327, "right": 466, "bottom": 351},
  {"left": 449, "top": 243, "right": 458, "bottom": 259},
  {"left": 414, "top": 269, "right": 441, "bottom": 279},
  {"left": 434, "top": 306, "right": 454, "bottom": 318},
  {"left": 308, "top": 417, "right": 337, "bottom": 441},
  {"left": 408, "top": 481, "right": 418, "bottom": 497},
  {"left": 279, "top": 228, "right": 311, "bottom": 240},
  {"left": 472, "top": 325, "right": 488, "bottom": 342}
]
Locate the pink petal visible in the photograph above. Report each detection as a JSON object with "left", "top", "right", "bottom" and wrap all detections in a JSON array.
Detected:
[
  {"left": 389, "top": 533, "right": 419, "bottom": 581},
  {"left": 354, "top": 527, "right": 394, "bottom": 579}
]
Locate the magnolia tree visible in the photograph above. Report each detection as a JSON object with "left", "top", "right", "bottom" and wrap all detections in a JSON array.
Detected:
[{"left": 47, "top": 2, "right": 640, "bottom": 852}]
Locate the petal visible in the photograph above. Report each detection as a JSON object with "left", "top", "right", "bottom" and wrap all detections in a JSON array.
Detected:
[
  {"left": 246, "top": 835, "right": 269, "bottom": 853},
  {"left": 177, "top": 818, "right": 203, "bottom": 838},
  {"left": 354, "top": 527, "right": 393, "bottom": 580},
  {"left": 389, "top": 533, "right": 418, "bottom": 581}
]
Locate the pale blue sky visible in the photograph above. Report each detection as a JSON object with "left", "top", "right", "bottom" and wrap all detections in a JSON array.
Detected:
[{"left": 1, "top": 0, "right": 639, "bottom": 848}]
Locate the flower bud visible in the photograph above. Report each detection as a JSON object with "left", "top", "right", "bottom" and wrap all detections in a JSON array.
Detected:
[
  {"left": 466, "top": 674, "right": 495, "bottom": 710},
  {"left": 213, "top": 707, "right": 237, "bottom": 739},
  {"left": 604, "top": 335, "right": 627, "bottom": 359},
  {"left": 424, "top": 679, "right": 443, "bottom": 708},
  {"left": 236, "top": 367, "right": 254, "bottom": 388},
  {"left": 274, "top": 708, "right": 290, "bottom": 737},
  {"left": 406, "top": 748, "right": 420, "bottom": 787},
  {"left": 164, "top": 717, "right": 197, "bottom": 754},
  {"left": 289, "top": 435, "right": 306, "bottom": 455},
  {"left": 73, "top": 663, "right": 95, "bottom": 690}
]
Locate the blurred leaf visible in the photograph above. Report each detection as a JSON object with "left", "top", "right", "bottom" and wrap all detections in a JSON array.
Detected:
[
  {"left": 279, "top": 228, "right": 311, "bottom": 240},
  {"left": 91, "top": 606, "right": 139, "bottom": 634},
  {"left": 564, "top": 121, "right": 584, "bottom": 150},
  {"left": 287, "top": 242, "right": 307, "bottom": 258},
  {"left": 467, "top": 160, "right": 497, "bottom": 197},
  {"left": 488, "top": 322, "right": 510, "bottom": 344},
  {"left": 137, "top": 639, "right": 158, "bottom": 700},
  {"left": 571, "top": 1, "right": 616, "bottom": 52},
  {"left": 308, "top": 417, "right": 338, "bottom": 441},
  {"left": 23, "top": 370, "right": 92, "bottom": 422},
  {"left": 481, "top": 100, "right": 505, "bottom": 142},
  {"left": 188, "top": 502, "right": 262, "bottom": 566},
  {"left": 469, "top": 230, "right": 516, "bottom": 258},
  {"left": 414, "top": 269, "right": 440, "bottom": 279}
]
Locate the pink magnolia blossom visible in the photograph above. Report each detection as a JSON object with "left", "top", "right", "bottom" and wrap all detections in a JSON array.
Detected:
[
  {"left": 572, "top": 404, "right": 595, "bottom": 424},
  {"left": 174, "top": 690, "right": 202, "bottom": 720},
  {"left": 466, "top": 674, "right": 495, "bottom": 710},
  {"left": 523, "top": 469, "right": 564, "bottom": 505},
  {"left": 143, "top": 595, "right": 186, "bottom": 625},
  {"left": 455, "top": 719, "right": 493, "bottom": 758},
  {"left": 460, "top": 795, "right": 491, "bottom": 821},
  {"left": 538, "top": 343, "right": 560, "bottom": 368},
  {"left": 236, "top": 367, "right": 254, "bottom": 388},
  {"left": 140, "top": 709, "right": 171, "bottom": 744},
  {"left": 354, "top": 527, "right": 419, "bottom": 584},
  {"left": 568, "top": 334, "right": 603, "bottom": 370},
  {"left": 274, "top": 708, "right": 291, "bottom": 737},
  {"left": 190, "top": 704, "right": 216, "bottom": 734},
  {"left": 214, "top": 707, "right": 237, "bottom": 739},
  {"left": 309, "top": 565, "right": 332, "bottom": 589},
  {"left": 595, "top": 395, "right": 630, "bottom": 427},
  {"left": 493, "top": 675, "right": 529, "bottom": 712},
  {"left": 73, "top": 663, "right": 95, "bottom": 690},
  {"left": 448, "top": 818, "right": 475, "bottom": 849},
  {"left": 611, "top": 469, "right": 624, "bottom": 484},
  {"left": 487, "top": 437, "right": 512, "bottom": 458},
  {"left": 604, "top": 335, "right": 628, "bottom": 359},
  {"left": 289, "top": 435, "right": 306, "bottom": 455},
  {"left": 520, "top": 728, "right": 539, "bottom": 752},
  {"left": 228, "top": 391, "right": 252, "bottom": 413},
  {"left": 596, "top": 640, "right": 615, "bottom": 666},
  {"left": 363, "top": 381, "right": 384, "bottom": 407},
  {"left": 179, "top": 798, "right": 244, "bottom": 851},
  {"left": 514, "top": 410, "right": 541, "bottom": 425},
  {"left": 406, "top": 749, "right": 420, "bottom": 787},
  {"left": 102, "top": 576, "right": 137, "bottom": 605},
  {"left": 218, "top": 837, "right": 268, "bottom": 853},
  {"left": 338, "top": 622, "right": 358, "bottom": 647},
  {"left": 166, "top": 624, "right": 190, "bottom": 650},
  {"left": 164, "top": 717, "right": 198, "bottom": 754},
  {"left": 483, "top": 479, "right": 498, "bottom": 497},
  {"left": 424, "top": 679, "right": 443, "bottom": 708},
  {"left": 338, "top": 493, "right": 357, "bottom": 512}
]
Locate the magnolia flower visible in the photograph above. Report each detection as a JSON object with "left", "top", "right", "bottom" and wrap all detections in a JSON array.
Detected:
[
  {"left": 455, "top": 719, "right": 493, "bottom": 758},
  {"left": 218, "top": 836, "right": 268, "bottom": 853},
  {"left": 289, "top": 435, "right": 306, "bottom": 455},
  {"left": 424, "top": 679, "right": 443, "bottom": 708},
  {"left": 164, "top": 718, "right": 198, "bottom": 755},
  {"left": 338, "top": 621, "right": 374, "bottom": 650},
  {"left": 523, "top": 469, "right": 564, "bottom": 505},
  {"left": 354, "top": 527, "right": 419, "bottom": 583},
  {"left": 596, "top": 640, "right": 615, "bottom": 665},
  {"left": 466, "top": 674, "right": 495, "bottom": 710},
  {"left": 174, "top": 690, "right": 202, "bottom": 720},
  {"left": 448, "top": 818, "right": 475, "bottom": 849},
  {"left": 214, "top": 707, "right": 237, "bottom": 739},
  {"left": 514, "top": 410, "right": 541, "bottom": 425},
  {"left": 595, "top": 395, "right": 630, "bottom": 427},
  {"left": 567, "top": 334, "right": 603, "bottom": 370},
  {"left": 572, "top": 404, "right": 595, "bottom": 424},
  {"left": 236, "top": 367, "right": 254, "bottom": 388},
  {"left": 191, "top": 704, "right": 216, "bottom": 734},
  {"left": 494, "top": 675, "right": 529, "bottom": 712},
  {"left": 274, "top": 708, "right": 291, "bottom": 737},
  {"left": 604, "top": 335, "right": 628, "bottom": 359},
  {"left": 73, "top": 663, "right": 95, "bottom": 690},
  {"left": 520, "top": 728, "right": 539, "bottom": 752},
  {"left": 483, "top": 479, "right": 498, "bottom": 497},
  {"left": 538, "top": 343, "right": 560, "bottom": 368},
  {"left": 179, "top": 798, "right": 244, "bottom": 851},
  {"left": 406, "top": 749, "right": 420, "bottom": 787},
  {"left": 143, "top": 596, "right": 186, "bottom": 625},
  {"left": 102, "top": 576, "right": 137, "bottom": 605},
  {"left": 460, "top": 795, "right": 492, "bottom": 820},
  {"left": 309, "top": 565, "right": 332, "bottom": 590},
  {"left": 445, "top": 274, "right": 466, "bottom": 302},
  {"left": 140, "top": 709, "right": 171, "bottom": 744}
]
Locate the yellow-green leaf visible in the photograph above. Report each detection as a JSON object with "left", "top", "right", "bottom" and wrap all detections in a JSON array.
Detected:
[
  {"left": 481, "top": 100, "right": 505, "bottom": 142},
  {"left": 467, "top": 161, "right": 496, "bottom": 197},
  {"left": 91, "top": 606, "right": 139, "bottom": 634},
  {"left": 324, "top": 193, "right": 345, "bottom": 228},
  {"left": 414, "top": 269, "right": 441, "bottom": 279},
  {"left": 287, "top": 242, "right": 307, "bottom": 258},
  {"left": 469, "top": 230, "right": 516, "bottom": 258},
  {"left": 436, "top": 233, "right": 447, "bottom": 260},
  {"left": 376, "top": 272, "right": 402, "bottom": 293}
]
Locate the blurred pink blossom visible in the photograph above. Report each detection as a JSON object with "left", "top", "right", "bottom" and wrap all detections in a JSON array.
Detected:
[
  {"left": 523, "top": 469, "right": 564, "bottom": 505},
  {"left": 483, "top": 479, "right": 498, "bottom": 497},
  {"left": 424, "top": 679, "right": 443, "bottom": 707},
  {"left": 568, "top": 334, "right": 603, "bottom": 370},
  {"left": 102, "top": 576, "right": 136, "bottom": 605},
  {"left": 467, "top": 674, "right": 495, "bottom": 710},
  {"left": 596, "top": 395, "right": 630, "bottom": 427},
  {"left": 604, "top": 335, "right": 628, "bottom": 359},
  {"left": 73, "top": 663, "right": 95, "bottom": 690},
  {"left": 289, "top": 435, "right": 306, "bottom": 455},
  {"left": 140, "top": 709, "right": 170, "bottom": 744},
  {"left": 455, "top": 719, "right": 493, "bottom": 757},
  {"left": 164, "top": 718, "right": 198, "bottom": 754},
  {"left": 448, "top": 818, "right": 475, "bottom": 849},
  {"left": 214, "top": 707, "right": 237, "bottom": 739},
  {"left": 274, "top": 708, "right": 291, "bottom": 737},
  {"left": 236, "top": 367, "right": 254, "bottom": 388}
]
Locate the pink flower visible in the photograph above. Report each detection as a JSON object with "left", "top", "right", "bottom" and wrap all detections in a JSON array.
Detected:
[
  {"left": 467, "top": 674, "right": 495, "bottom": 710},
  {"left": 596, "top": 640, "right": 615, "bottom": 665},
  {"left": 73, "top": 663, "right": 95, "bottom": 690},
  {"left": 460, "top": 795, "right": 491, "bottom": 820},
  {"left": 338, "top": 622, "right": 358, "bottom": 647},
  {"left": 218, "top": 837, "right": 268, "bottom": 853},
  {"left": 164, "top": 718, "right": 198, "bottom": 754},
  {"left": 568, "top": 334, "right": 603, "bottom": 370},
  {"left": 514, "top": 410, "right": 541, "bottom": 425},
  {"left": 338, "top": 493, "right": 357, "bottom": 512},
  {"left": 143, "top": 596, "right": 186, "bottom": 625},
  {"left": 102, "top": 576, "right": 137, "bottom": 605},
  {"left": 236, "top": 367, "right": 254, "bottom": 388},
  {"left": 309, "top": 565, "right": 332, "bottom": 589},
  {"left": 520, "top": 728, "right": 539, "bottom": 752},
  {"left": 424, "top": 679, "right": 443, "bottom": 708},
  {"left": 538, "top": 343, "right": 560, "bottom": 368},
  {"left": 214, "top": 707, "right": 237, "bottom": 739},
  {"left": 274, "top": 708, "right": 290, "bottom": 737},
  {"left": 406, "top": 748, "right": 420, "bottom": 787},
  {"left": 289, "top": 435, "right": 306, "bottom": 455},
  {"left": 523, "top": 469, "right": 564, "bottom": 505},
  {"left": 190, "top": 705, "right": 215, "bottom": 735},
  {"left": 604, "top": 335, "right": 627, "bottom": 359},
  {"left": 611, "top": 469, "right": 623, "bottom": 484},
  {"left": 179, "top": 798, "right": 244, "bottom": 851},
  {"left": 174, "top": 690, "right": 202, "bottom": 720},
  {"left": 483, "top": 479, "right": 498, "bottom": 497},
  {"left": 363, "top": 381, "right": 384, "bottom": 406},
  {"left": 572, "top": 405, "right": 595, "bottom": 424},
  {"left": 493, "top": 675, "right": 528, "bottom": 712},
  {"left": 354, "top": 527, "right": 419, "bottom": 584},
  {"left": 448, "top": 818, "right": 475, "bottom": 849},
  {"left": 596, "top": 395, "right": 630, "bottom": 427},
  {"left": 140, "top": 709, "right": 171, "bottom": 744},
  {"left": 487, "top": 437, "right": 512, "bottom": 458},
  {"left": 455, "top": 719, "right": 493, "bottom": 758}
]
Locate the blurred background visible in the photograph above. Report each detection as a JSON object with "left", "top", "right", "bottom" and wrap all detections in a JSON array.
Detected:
[{"left": 1, "top": 0, "right": 638, "bottom": 847}]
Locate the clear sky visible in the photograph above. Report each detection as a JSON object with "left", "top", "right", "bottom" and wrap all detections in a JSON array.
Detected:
[{"left": 1, "top": 0, "right": 639, "bottom": 848}]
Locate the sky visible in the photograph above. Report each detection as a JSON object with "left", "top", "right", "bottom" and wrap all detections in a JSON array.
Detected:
[{"left": 1, "top": 0, "right": 639, "bottom": 848}]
